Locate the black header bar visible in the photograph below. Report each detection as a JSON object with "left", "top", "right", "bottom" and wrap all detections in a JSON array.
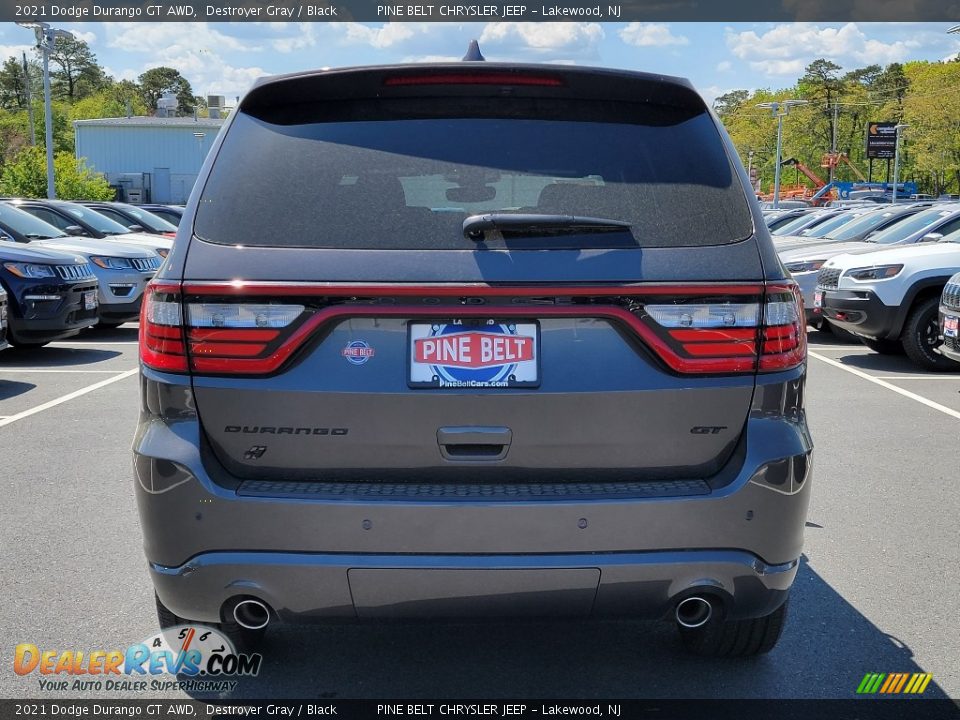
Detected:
[{"left": 4, "top": 0, "right": 958, "bottom": 22}]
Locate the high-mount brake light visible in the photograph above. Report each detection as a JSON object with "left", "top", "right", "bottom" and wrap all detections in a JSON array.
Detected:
[{"left": 383, "top": 73, "right": 563, "bottom": 87}]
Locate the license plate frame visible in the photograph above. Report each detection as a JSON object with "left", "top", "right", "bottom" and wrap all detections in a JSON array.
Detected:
[
  {"left": 814, "top": 291, "right": 823, "bottom": 308},
  {"left": 84, "top": 291, "right": 97, "bottom": 311},
  {"left": 408, "top": 319, "right": 540, "bottom": 389}
]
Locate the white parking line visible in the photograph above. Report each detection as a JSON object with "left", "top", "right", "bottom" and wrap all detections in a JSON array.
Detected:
[
  {"left": 873, "top": 375, "right": 960, "bottom": 381},
  {"left": 0, "top": 369, "right": 136, "bottom": 374},
  {"left": 48, "top": 341, "right": 139, "bottom": 346},
  {"left": 0, "top": 369, "right": 138, "bottom": 429},
  {"left": 809, "top": 351, "right": 960, "bottom": 421}
]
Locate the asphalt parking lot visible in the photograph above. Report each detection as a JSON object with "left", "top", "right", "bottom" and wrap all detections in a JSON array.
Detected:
[{"left": 1, "top": 325, "right": 958, "bottom": 701}]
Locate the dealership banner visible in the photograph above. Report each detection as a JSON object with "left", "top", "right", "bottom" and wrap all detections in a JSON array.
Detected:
[
  {"left": 4, "top": 0, "right": 959, "bottom": 21},
  {"left": 3, "top": 699, "right": 960, "bottom": 720}
]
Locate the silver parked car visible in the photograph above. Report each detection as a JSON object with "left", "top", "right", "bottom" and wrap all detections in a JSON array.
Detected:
[{"left": 135, "top": 58, "right": 812, "bottom": 656}]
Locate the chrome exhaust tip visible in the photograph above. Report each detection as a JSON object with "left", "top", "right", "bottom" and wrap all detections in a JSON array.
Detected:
[
  {"left": 232, "top": 599, "right": 271, "bottom": 630},
  {"left": 676, "top": 596, "right": 713, "bottom": 629}
]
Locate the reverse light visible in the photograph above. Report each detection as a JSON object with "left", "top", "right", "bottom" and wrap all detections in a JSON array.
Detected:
[
  {"left": 645, "top": 303, "right": 759, "bottom": 328},
  {"left": 187, "top": 303, "right": 303, "bottom": 329},
  {"left": 784, "top": 260, "right": 827, "bottom": 274},
  {"left": 3, "top": 262, "right": 56, "bottom": 279},
  {"left": 847, "top": 264, "right": 904, "bottom": 281}
]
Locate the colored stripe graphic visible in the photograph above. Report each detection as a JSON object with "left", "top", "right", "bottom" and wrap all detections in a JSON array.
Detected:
[{"left": 857, "top": 672, "right": 932, "bottom": 694}]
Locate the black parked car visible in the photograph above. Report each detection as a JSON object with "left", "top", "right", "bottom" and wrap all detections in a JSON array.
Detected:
[
  {"left": 0, "top": 242, "right": 99, "bottom": 346},
  {"left": 5, "top": 199, "right": 172, "bottom": 258},
  {"left": 0, "top": 284, "right": 8, "bottom": 351},
  {"left": 136, "top": 204, "right": 184, "bottom": 227},
  {"left": 78, "top": 201, "right": 178, "bottom": 236}
]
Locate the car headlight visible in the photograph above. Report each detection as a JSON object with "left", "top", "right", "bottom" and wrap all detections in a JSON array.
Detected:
[
  {"left": 156, "top": 248, "right": 169, "bottom": 258},
  {"left": 846, "top": 264, "right": 904, "bottom": 281},
  {"left": 90, "top": 256, "right": 135, "bottom": 270},
  {"left": 784, "top": 259, "right": 827, "bottom": 273},
  {"left": 3, "top": 262, "right": 57, "bottom": 279}
]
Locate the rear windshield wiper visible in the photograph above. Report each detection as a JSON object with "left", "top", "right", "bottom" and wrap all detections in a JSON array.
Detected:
[{"left": 462, "top": 213, "right": 632, "bottom": 241}]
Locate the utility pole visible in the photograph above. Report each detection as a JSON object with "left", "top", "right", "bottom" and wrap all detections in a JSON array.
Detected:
[
  {"left": 829, "top": 103, "right": 839, "bottom": 184},
  {"left": 16, "top": 22, "right": 73, "bottom": 199},
  {"left": 21, "top": 51, "right": 35, "bottom": 146},
  {"left": 892, "top": 123, "right": 909, "bottom": 204},
  {"left": 756, "top": 99, "right": 809, "bottom": 209}
]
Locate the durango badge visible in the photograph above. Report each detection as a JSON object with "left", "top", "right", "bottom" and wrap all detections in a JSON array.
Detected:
[{"left": 342, "top": 340, "right": 375, "bottom": 365}]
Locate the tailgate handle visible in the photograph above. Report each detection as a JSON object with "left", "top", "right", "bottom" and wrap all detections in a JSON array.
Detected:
[{"left": 437, "top": 426, "right": 512, "bottom": 461}]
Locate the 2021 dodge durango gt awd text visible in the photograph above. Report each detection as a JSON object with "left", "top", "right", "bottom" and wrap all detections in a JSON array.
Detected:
[{"left": 135, "top": 61, "right": 813, "bottom": 657}]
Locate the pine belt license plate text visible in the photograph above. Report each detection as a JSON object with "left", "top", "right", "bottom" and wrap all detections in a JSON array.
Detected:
[
  {"left": 409, "top": 320, "right": 539, "bottom": 388},
  {"left": 945, "top": 315, "right": 959, "bottom": 338},
  {"left": 814, "top": 291, "right": 823, "bottom": 308},
  {"left": 84, "top": 291, "right": 97, "bottom": 310}
]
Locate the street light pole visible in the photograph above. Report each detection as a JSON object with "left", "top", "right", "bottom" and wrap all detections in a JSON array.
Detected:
[
  {"left": 16, "top": 22, "right": 73, "bottom": 199},
  {"left": 756, "top": 99, "right": 808, "bottom": 209},
  {"left": 891, "top": 123, "right": 909, "bottom": 205},
  {"left": 747, "top": 150, "right": 755, "bottom": 192}
]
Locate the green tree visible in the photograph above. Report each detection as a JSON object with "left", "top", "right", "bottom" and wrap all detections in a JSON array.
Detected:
[
  {"left": 0, "top": 146, "right": 114, "bottom": 200},
  {"left": 138, "top": 67, "right": 195, "bottom": 115},
  {"left": 712, "top": 90, "right": 750, "bottom": 118},
  {"left": 42, "top": 36, "right": 106, "bottom": 101},
  {"left": 0, "top": 55, "right": 42, "bottom": 110},
  {"left": 71, "top": 81, "right": 149, "bottom": 121}
]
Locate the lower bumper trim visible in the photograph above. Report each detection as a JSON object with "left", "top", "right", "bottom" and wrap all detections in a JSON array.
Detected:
[{"left": 150, "top": 549, "right": 798, "bottom": 624}]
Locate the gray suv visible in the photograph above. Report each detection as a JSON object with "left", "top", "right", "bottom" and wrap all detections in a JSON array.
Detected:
[{"left": 135, "top": 59, "right": 812, "bottom": 657}]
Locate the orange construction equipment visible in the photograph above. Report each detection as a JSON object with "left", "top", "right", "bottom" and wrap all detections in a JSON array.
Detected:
[
  {"left": 821, "top": 152, "right": 867, "bottom": 181},
  {"left": 780, "top": 158, "right": 827, "bottom": 188}
]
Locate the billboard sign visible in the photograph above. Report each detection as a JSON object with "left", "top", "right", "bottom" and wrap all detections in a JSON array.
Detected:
[{"left": 866, "top": 122, "right": 898, "bottom": 159}]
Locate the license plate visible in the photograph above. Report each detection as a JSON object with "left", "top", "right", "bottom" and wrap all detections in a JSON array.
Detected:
[
  {"left": 409, "top": 320, "right": 540, "bottom": 388},
  {"left": 814, "top": 291, "right": 823, "bottom": 308},
  {"left": 945, "top": 315, "right": 959, "bottom": 338},
  {"left": 84, "top": 291, "right": 97, "bottom": 311}
]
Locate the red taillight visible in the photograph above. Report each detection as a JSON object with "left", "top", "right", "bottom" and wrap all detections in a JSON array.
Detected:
[
  {"left": 139, "top": 282, "right": 187, "bottom": 372},
  {"left": 140, "top": 280, "right": 307, "bottom": 375},
  {"left": 140, "top": 282, "right": 806, "bottom": 377},
  {"left": 162, "top": 232, "right": 177, "bottom": 238},
  {"left": 758, "top": 283, "right": 806, "bottom": 372},
  {"left": 383, "top": 73, "right": 563, "bottom": 87}
]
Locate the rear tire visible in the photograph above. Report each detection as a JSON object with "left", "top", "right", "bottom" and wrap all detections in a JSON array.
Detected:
[
  {"left": 679, "top": 600, "right": 788, "bottom": 657},
  {"left": 155, "top": 593, "right": 186, "bottom": 629},
  {"left": 860, "top": 338, "right": 904, "bottom": 355},
  {"left": 902, "top": 297, "right": 956, "bottom": 371}
]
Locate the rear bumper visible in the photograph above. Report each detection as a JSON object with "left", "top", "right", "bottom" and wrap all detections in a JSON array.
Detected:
[
  {"left": 134, "top": 367, "right": 813, "bottom": 625},
  {"left": 150, "top": 549, "right": 795, "bottom": 624}
]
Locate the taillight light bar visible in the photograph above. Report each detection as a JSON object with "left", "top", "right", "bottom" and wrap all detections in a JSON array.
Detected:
[{"left": 138, "top": 281, "right": 806, "bottom": 376}]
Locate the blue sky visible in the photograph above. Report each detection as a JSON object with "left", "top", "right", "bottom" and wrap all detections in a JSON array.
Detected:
[{"left": 2, "top": 22, "right": 959, "bottom": 105}]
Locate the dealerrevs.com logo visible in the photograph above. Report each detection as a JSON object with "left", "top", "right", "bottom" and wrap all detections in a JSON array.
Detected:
[{"left": 14, "top": 625, "right": 262, "bottom": 693}]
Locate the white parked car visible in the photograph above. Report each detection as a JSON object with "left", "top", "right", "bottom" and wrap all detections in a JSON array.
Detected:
[{"left": 817, "top": 234, "right": 960, "bottom": 369}]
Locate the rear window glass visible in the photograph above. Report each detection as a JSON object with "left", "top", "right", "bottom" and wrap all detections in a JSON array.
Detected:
[{"left": 195, "top": 103, "right": 752, "bottom": 250}]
